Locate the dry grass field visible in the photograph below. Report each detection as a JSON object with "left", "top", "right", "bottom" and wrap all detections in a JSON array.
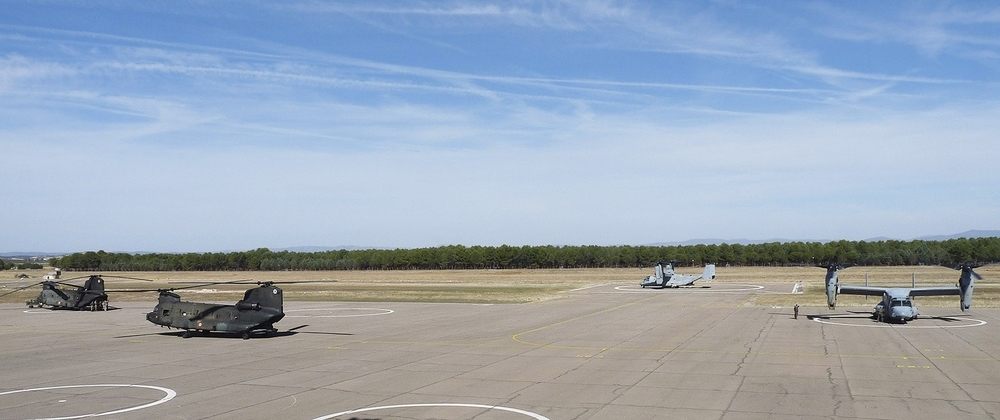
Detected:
[{"left": 2, "top": 264, "right": 998, "bottom": 307}]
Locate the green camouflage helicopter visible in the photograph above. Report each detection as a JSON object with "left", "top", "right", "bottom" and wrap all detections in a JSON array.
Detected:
[
  {"left": 137, "top": 280, "right": 318, "bottom": 339},
  {"left": 1, "top": 275, "right": 150, "bottom": 311}
]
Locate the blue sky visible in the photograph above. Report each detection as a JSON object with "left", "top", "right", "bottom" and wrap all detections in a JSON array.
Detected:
[{"left": 2, "top": 1, "right": 998, "bottom": 252}]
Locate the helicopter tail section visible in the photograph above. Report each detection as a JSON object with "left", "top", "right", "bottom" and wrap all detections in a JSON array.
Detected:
[
  {"left": 241, "top": 284, "right": 283, "bottom": 312},
  {"left": 78, "top": 275, "right": 108, "bottom": 309},
  {"left": 84, "top": 276, "right": 105, "bottom": 292}
]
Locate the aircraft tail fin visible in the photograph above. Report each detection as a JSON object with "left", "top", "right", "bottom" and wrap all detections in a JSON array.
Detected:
[
  {"left": 83, "top": 275, "right": 105, "bottom": 293},
  {"left": 701, "top": 264, "right": 716, "bottom": 281},
  {"left": 241, "top": 284, "right": 283, "bottom": 312},
  {"left": 74, "top": 275, "right": 107, "bottom": 308}
]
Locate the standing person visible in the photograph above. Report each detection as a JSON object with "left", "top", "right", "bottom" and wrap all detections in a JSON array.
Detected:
[{"left": 794, "top": 303, "right": 800, "bottom": 319}]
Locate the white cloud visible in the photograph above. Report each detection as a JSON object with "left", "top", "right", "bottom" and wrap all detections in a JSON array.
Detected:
[{"left": 2, "top": 2, "right": 998, "bottom": 251}]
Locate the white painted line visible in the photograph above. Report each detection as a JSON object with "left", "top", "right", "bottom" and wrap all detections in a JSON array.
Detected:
[
  {"left": 811, "top": 316, "right": 987, "bottom": 328},
  {"left": 312, "top": 403, "right": 551, "bottom": 420},
  {"left": 285, "top": 308, "right": 394, "bottom": 318},
  {"left": 23, "top": 309, "right": 54, "bottom": 314},
  {"left": 568, "top": 283, "right": 608, "bottom": 292},
  {"left": 0, "top": 384, "right": 176, "bottom": 420},
  {"left": 614, "top": 284, "right": 765, "bottom": 293}
]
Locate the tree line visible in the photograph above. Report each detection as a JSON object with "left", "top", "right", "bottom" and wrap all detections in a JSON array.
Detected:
[{"left": 50, "top": 237, "right": 1000, "bottom": 272}]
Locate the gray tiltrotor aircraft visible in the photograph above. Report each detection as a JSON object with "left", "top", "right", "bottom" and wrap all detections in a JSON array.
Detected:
[
  {"left": 823, "top": 263, "right": 982, "bottom": 323},
  {"left": 641, "top": 261, "right": 716, "bottom": 288}
]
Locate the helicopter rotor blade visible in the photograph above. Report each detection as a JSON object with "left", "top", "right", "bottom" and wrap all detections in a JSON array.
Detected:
[
  {"left": 98, "top": 275, "right": 155, "bottom": 282},
  {"left": 226, "top": 280, "right": 337, "bottom": 285},
  {"left": 169, "top": 279, "right": 335, "bottom": 285},
  {"left": 107, "top": 281, "right": 230, "bottom": 293},
  {"left": 48, "top": 280, "right": 93, "bottom": 288},
  {"left": 106, "top": 279, "right": 338, "bottom": 294},
  {"left": 53, "top": 275, "right": 96, "bottom": 282},
  {"left": 0, "top": 281, "right": 46, "bottom": 299}
]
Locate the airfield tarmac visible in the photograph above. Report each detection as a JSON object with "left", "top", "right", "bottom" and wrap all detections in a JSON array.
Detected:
[{"left": 2, "top": 282, "right": 999, "bottom": 420}]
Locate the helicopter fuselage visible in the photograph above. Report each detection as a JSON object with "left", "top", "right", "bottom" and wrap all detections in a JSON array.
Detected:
[
  {"left": 145, "top": 285, "right": 284, "bottom": 339},
  {"left": 872, "top": 291, "right": 918, "bottom": 323},
  {"left": 28, "top": 279, "right": 108, "bottom": 311}
]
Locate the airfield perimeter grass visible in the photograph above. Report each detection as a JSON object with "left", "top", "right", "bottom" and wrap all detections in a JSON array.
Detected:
[{"left": 2, "top": 265, "right": 999, "bottom": 307}]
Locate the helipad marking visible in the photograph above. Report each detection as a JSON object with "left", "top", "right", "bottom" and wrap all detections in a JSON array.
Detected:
[
  {"left": 23, "top": 309, "right": 54, "bottom": 314},
  {"left": 810, "top": 315, "right": 987, "bottom": 328},
  {"left": 285, "top": 307, "right": 394, "bottom": 318},
  {"left": 569, "top": 283, "right": 608, "bottom": 292},
  {"left": 0, "top": 384, "right": 176, "bottom": 420},
  {"left": 311, "top": 403, "right": 550, "bottom": 420},
  {"left": 614, "top": 284, "right": 765, "bottom": 293}
]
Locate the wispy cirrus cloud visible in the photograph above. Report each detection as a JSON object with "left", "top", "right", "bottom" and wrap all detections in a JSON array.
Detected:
[{"left": 2, "top": 1, "right": 998, "bottom": 251}]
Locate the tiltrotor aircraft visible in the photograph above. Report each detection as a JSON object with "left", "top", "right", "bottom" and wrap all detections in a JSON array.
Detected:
[
  {"left": 641, "top": 261, "right": 716, "bottom": 288},
  {"left": 823, "top": 263, "right": 982, "bottom": 323},
  {"left": 1, "top": 275, "right": 147, "bottom": 311},
  {"left": 142, "top": 280, "right": 299, "bottom": 339}
]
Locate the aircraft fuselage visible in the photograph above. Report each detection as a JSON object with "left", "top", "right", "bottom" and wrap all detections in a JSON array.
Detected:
[
  {"left": 145, "top": 286, "right": 285, "bottom": 338},
  {"left": 873, "top": 291, "right": 918, "bottom": 323}
]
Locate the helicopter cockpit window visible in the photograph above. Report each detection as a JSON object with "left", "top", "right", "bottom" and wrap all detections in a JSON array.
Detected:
[{"left": 162, "top": 309, "right": 170, "bottom": 316}]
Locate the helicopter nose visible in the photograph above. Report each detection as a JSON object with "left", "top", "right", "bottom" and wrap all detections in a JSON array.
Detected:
[{"left": 891, "top": 307, "right": 913, "bottom": 320}]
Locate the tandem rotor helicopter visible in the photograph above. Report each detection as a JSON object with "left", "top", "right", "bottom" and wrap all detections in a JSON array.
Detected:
[
  {"left": 127, "top": 279, "right": 327, "bottom": 339},
  {"left": 0, "top": 274, "right": 151, "bottom": 311},
  {"left": 1, "top": 274, "right": 334, "bottom": 339},
  {"left": 822, "top": 263, "right": 984, "bottom": 323}
]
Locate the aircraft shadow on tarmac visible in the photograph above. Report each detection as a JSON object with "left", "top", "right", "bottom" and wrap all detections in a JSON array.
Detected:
[{"left": 113, "top": 325, "right": 353, "bottom": 339}]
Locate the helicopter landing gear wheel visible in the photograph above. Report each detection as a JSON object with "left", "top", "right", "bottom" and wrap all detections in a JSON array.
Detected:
[
  {"left": 241, "top": 331, "right": 250, "bottom": 340},
  {"left": 182, "top": 330, "right": 192, "bottom": 339}
]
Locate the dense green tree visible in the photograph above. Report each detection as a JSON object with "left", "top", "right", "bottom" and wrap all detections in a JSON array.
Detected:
[{"left": 50, "top": 237, "right": 1000, "bottom": 272}]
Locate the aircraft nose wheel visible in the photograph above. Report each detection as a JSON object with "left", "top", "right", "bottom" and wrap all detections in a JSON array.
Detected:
[{"left": 241, "top": 331, "right": 250, "bottom": 340}]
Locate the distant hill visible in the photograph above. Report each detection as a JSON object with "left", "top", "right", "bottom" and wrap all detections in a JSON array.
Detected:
[
  {"left": 274, "top": 245, "right": 379, "bottom": 252},
  {"left": 914, "top": 230, "right": 1000, "bottom": 241}
]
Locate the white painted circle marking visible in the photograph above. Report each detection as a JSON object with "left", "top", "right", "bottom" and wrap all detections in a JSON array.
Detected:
[
  {"left": 810, "top": 315, "right": 987, "bottom": 328},
  {"left": 285, "top": 307, "right": 394, "bottom": 318},
  {"left": 312, "top": 403, "right": 550, "bottom": 420},
  {"left": 23, "top": 309, "right": 53, "bottom": 314},
  {"left": 615, "top": 284, "right": 765, "bottom": 293},
  {"left": 0, "top": 384, "right": 176, "bottom": 420}
]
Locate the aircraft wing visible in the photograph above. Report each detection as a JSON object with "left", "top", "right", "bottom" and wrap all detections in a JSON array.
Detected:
[
  {"left": 908, "top": 287, "right": 960, "bottom": 297},
  {"left": 840, "top": 285, "right": 961, "bottom": 298},
  {"left": 665, "top": 274, "right": 696, "bottom": 287},
  {"left": 837, "top": 286, "right": 886, "bottom": 297}
]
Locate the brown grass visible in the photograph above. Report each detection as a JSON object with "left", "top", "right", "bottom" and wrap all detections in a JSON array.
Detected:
[{"left": 2, "top": 265, "right": 998, "bottom": 306}]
